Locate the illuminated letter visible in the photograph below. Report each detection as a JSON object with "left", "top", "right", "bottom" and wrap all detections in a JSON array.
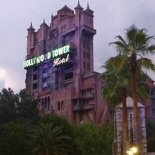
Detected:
[
  {"left": 33, "top": 57, "right": 36, "bottom": 65},
  {"left": 66, "top": 54, "right": 69, "bottom": 62},
  {"left": 54, "top": 49, "right": 58, "bottom": 57},
  {"left": 58, "top": 47, "right": 63, "bottom": 55},
  {"left": 64, "top": 45, "right": 70, "bottom": 53},
  {"left": 47, "top": 52, "right": 51, "bottom": 59},
  {"left": 52, "top": 50, "right": 55, "bottom": 58},
  {"left": 23, "top": 61, "right": 26, "bottom": 68},
  {"left": 40, "top": 55, "right": 44, "bottom": 62},
  {"left": 36, "top": 57, "right": 40, "bottom": 64},
  {"left": 53, "top": 58, "right": 60, "bottom": 66},
  {"left": 30, "top": 59, "right": 33, "bottom": 66}
]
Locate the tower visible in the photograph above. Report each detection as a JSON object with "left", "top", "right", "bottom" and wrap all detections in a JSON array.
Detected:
[{"left": 24, "top": 3, "right": 108, "bottom": 124}]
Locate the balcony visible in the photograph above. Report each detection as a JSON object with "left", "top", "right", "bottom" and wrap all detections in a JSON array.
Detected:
[
  {"left": 73, "top": 104, "right": 95, "bottom": 111},
  {"left": 83, "top": 104, "right": 95, "bottom": 110},
  {"left": 44, "top": 109, "right": 54, "bottom": 114},
  {"left": 82, "top": 93, "right": 94, "bottom": 99}
]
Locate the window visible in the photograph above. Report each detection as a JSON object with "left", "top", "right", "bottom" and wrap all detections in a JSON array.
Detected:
[
  {"left": 152, "top": 109, "right": 155, "bottom": 117},
  {"left": 83, "top": 51, "right": 86, "bottom": 57},
  {"left": 65, "top": 63, "right": 73, "bottom": 70},
  {"left": 83, "top": 40, "right": 86, "bottom": 48},
  {"left": 57, "top": 102, "right": 60, "bottom": 111},
  {"left": 65, "top": 72, "right": 73, "bottom": 80},
  {"left": 87, "top": 63, "right": 90, "bottom": 70},
  {"left": 33, "top": 66, "right": 38, "bottom": 72},
  {"left": 33, "top": 83, "right": 37, "bottom": 90},
  {"left": 151, "top": 98, "right": 155, "bottom": 108},
  {"left": 83, "top": 62, "right": 86, "bottom": 68},
  {"left": 61, "top": 25, "right": 67, "bottom": 32},
  {"left": 87, "top": 40, "right": 89, "bottom": 49},
  {"left": 82, "top": 90, "right": 86, "bottom": 95},
  {"left": 86, "top": 51, "right": 90, "bottom": 58},
  {"left": 57, "top": 101, "right": 64, "bottom": 111},
  {"left": 61, "top": 101, "right": 64, "bottom": 110},
  {"left": 33, "top": 74, "right": 37, "bottom": 81}
]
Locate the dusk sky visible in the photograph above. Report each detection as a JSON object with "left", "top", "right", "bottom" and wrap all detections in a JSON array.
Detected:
[{"left": 0, "top": 0, "right": 155, "bottom": 93}]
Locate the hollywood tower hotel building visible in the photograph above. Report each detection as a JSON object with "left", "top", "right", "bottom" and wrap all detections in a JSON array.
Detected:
[{"left": 24, "top": 3, "right": 108, "bottom": 124}]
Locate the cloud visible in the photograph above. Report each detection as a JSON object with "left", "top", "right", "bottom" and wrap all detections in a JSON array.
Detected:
[
  {"left": 0, "top": 0, "right": 155, "bottom": 93},
  {"left": 0, "top": 68, "right": 12, "bottom": 90},
  {"left": 0, "top": 68, "right": 24, "bottom": 93}
]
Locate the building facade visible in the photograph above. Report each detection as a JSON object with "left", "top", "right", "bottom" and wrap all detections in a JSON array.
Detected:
[
  {"left": 144, "top": 79, "right": 155, "bottom": 121},
  {"left": 113, "top": 97, "right": 147, "bottom": 155},
  {"left": 24, "top": 2, "right": 108, "bottom": 124}
]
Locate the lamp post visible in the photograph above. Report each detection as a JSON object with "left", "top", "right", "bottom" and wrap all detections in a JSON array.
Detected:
[
  {"left": 127, "top": 114, "right": 138, "bottom": 155},
  {"left": 126, "top": 150, "right": 133, "bottom": 155},
  {"left": 130, "top": 146, "right": 138, "bottom": 154},
  {"left": 126, "top": 146, "right": 138, "bottom": 155}
]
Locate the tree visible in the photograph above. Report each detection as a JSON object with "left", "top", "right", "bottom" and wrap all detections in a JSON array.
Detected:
[
  {"left": 100, "top": 56, "right": 130, "bottom": 153},
  {"left": 0, "top": 121, "right": 32, "bottom": 155},
  {"left": 18, "top": 89, "right": 39, "bottom": 122},
  {"left": 146, "top": 119, "right": 155, "bottom": 152},
  {"left": 0, "top": 88, "right": 19, "bottom": 123},
  {"left": 40, "top": 114, "right": 80, "bottom": 155},
  {"left": 75, "top": 122, "right": 113, "bottom": 155},
  {"left": 0, "top": 88, "right": 39, "bottom": 124},
  {"left": 110, "top": 25, "right": 155, "bottom": 150},
  {"left": 29, "top": 123, "right": 70, "bottom": 155}
]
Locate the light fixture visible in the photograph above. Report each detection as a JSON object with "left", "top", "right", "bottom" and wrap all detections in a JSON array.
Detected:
[
  {"left": 126, "top": 150, "right": 133, "bottom": 155},
  {"left": 130, "top": 146, "right": 138, "bottom": 153}
]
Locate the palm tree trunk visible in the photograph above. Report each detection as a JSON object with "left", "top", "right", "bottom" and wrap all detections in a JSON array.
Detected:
[
  {"left": 46, "top": 148, "right": 49, "bottom": 155},
  {"left": 122, "top": 88, "right": 129, "bottom": 154},
  {"left": 130, "top": 55, "right": 140, "bottom": 150}
]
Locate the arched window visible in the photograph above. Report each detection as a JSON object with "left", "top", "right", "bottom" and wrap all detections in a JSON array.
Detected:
[
  {"left": 57, "top": 102, "right": 60, "bottom": 111},
  {"left": 48, "top": 96, "right": 50, "bottom": 110},
  {"left": 61, "top": 101, "right": 64, "bottom": 110}
]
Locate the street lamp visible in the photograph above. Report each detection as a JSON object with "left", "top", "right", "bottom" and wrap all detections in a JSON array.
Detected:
[
  {"left": 126, "top": 146, "right": 138, "bottom": 155},
  {"left": 130, "top": 146, "right": 138, "bottom": 154},
  {"left": 126, "top": 150, "right": 133, "bottom": 155}
]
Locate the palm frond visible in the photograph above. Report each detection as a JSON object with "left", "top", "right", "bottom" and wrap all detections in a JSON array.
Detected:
[{"left": 138, "top": 58, "right": 155, "bottom": 71}]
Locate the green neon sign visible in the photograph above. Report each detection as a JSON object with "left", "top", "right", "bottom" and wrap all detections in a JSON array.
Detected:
[{"left": 23, "top": 45, "right": 70, "bottom": 68}]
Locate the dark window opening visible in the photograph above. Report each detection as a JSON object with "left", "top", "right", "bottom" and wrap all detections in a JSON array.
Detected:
[
  {"left": 82, "top": 90, "right": 86, "bottom": 95},
  {"left": 83, "top": 62, "right": 86, "bottom": 68},
  {"left": 152, "top": 109, "right": 155, "bottom": 116},
  {"left": 65, "top": 63, "right": 73, "bottom": 70},
  {"left": 33, "top": 83, "right": 37, "bottom": 90},
  {"left": 65, "top": 72, "right": 73, "bottom": 80},
  {"left": 87, "top": 88, "right": 91, "bottom": 93},
  {"left": 48, "top": 97, "right": 50, "bottom": 109},
  {"left": 83, "top": 51, "right": 86, "bottom": 57},
  {"left": 87, "top": 63, "right": 90, "bottom": 69},
  {"left": 87, "top": 41, "right": 90, "bottom": 49},
  {"left": 86, "top": 51, "right": 90, "bottom": 58},
  {"left": 83, "top": 40, "right": 86, "bottom": 48},
  {"left": 33, "top": 66, "right": 38, "bottom": 72},
  {"left": 58, "top": 102, "right": 60, "bottom": 111},
  {"left": 61, "top": 101, "right": 64, "bottom": 110},
  {"left": 33, "top": 74, "right": 37, "bottom": 81}
]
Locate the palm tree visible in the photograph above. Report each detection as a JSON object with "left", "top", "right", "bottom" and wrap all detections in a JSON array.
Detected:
[
  {"left": 110, "top": 25, "right": 155, "bottom": 150},
  {"left": 100, "top": 56, "right": 130, "bottom": 154},
  {"left": 29, "top": 123, "right": 70, "bottom": 155},
  {"left": 101, "top": 55, "right": 150, "bottom": 154}
]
